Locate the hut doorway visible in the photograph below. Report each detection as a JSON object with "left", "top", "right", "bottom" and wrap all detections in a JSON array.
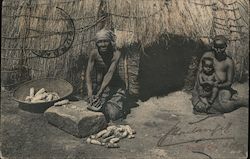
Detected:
[{"left": 138, "top": 34, "right": 207, "bottom": 101}]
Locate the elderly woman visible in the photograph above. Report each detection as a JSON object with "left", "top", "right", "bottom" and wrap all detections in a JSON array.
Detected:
[{"left": 86, "top": 29, "right": 127, "bottom": 122}]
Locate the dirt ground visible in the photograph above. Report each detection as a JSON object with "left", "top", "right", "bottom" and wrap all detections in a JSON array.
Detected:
[{"left": 1, "top": 82, "right": 248, "bottom": 159}]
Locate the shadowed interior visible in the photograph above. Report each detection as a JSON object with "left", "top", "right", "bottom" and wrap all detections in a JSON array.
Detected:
[{"left": 138, "top": 34, "right": 208, "bottom": 101}]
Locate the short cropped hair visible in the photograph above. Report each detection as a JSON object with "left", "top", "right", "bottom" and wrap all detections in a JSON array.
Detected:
[{"left": 213, "top": 35, "right": 227, "bottom": 48}]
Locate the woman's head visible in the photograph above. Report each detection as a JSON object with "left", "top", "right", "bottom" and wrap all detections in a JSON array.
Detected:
[
  {"left": 212, "top": 35, "right": 227, "bottom": 56},
  {"left": 95, "top": 29, "right": 116, "bottom": 52}
]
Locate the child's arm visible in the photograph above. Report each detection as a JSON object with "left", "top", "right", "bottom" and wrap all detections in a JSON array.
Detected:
[
  {"left": 197, "top": 73, "right": 206, "bottom": 96},
  {"left": 198, "top": 73, "right": 205, "bottom": 85},
  {"left": 204, "top": 74, "right": 218, "bottom": 86}
]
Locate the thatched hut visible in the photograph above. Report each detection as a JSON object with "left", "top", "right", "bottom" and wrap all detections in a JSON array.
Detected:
[{"left": 1, "top": 0, "right": 249, "bottom": 100}]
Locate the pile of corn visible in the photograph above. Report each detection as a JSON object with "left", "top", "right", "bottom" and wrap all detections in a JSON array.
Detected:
[
  {"left": 25, "top": 88, "right": 60, "bottom": 103},
  {"left": 86, "top": 125, "right": 136, "bottom": 148}
]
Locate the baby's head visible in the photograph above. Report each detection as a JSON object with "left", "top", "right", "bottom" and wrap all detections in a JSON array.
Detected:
[{"left": 202, "top": 57, "right": 214, "bottom": 74}]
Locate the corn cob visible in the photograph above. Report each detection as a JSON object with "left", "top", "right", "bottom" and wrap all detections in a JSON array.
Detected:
[
  {"left": 54, "top": 99, "right": 69, "bottom": 106},
  {"left": 35, "top": 88, "right": 46, "bottom": 96},
  {"left": 29, "top": 87, "right": 35, "bottom": 97},
  {"left": 96, "top": 129, "right": 108, "bottom": 138},
  {"left": 109, "top": 138, "right": 120, "bottom": 144}
]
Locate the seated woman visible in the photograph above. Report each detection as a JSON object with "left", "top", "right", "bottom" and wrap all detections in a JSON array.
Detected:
[
  {"left": 191, "top": 35, "right": 248, "bottom": 114},
  {"left": 86, "top": 29, "right": 128, "bottom": 122}
]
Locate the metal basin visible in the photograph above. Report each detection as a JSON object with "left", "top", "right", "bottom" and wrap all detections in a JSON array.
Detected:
[{"left": 13, "top": 78, "right": 73, "bottom": 113}]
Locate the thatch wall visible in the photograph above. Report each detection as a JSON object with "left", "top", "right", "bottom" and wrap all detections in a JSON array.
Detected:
[
  {"left": 109, "top": 0, "right": 249, "bottom": 82},
  {"left": 1, "top": 0, "right": 249, "bottom": 96},
  {"left": 2, "top": 0, "right": 97, "bottom": 93}
]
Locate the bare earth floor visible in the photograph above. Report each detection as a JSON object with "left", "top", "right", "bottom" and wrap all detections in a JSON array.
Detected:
[{"left": 1, "top": 82, "right": 248, "bottom": 159}]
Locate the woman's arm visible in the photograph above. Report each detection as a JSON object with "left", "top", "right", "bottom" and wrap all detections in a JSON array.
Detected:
[{"left": 96, "top": 50, "right": 121, "bottom": 97}]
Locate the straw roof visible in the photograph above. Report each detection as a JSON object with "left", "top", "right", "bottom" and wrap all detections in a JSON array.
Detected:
[
  {"left": 1, "top": 0, "right": 249, "bottom": 88},
  {"left": 110, "top": 0, "right": 249, "bottom": 61},
  {"left": 2, "top": 0, "right": 248, "bottom": 46}
]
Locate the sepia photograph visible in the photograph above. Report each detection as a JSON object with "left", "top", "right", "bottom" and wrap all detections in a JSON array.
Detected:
[{"left": 1, "top": 0, "right": 249, "bottom": 158}]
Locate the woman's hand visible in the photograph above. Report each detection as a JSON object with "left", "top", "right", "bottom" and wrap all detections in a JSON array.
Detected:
[{"left": 87, "top": 95, "right": 102, "bottom": 112}]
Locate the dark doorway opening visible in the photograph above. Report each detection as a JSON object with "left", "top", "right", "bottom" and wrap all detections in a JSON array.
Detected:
[{"left": 138, "top": 34, "right": 208, "bottom": 101}]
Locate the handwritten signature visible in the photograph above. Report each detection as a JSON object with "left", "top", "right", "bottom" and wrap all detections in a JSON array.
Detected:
[{"left": 157, "top": 121, "right": 234, "bottom": 147}]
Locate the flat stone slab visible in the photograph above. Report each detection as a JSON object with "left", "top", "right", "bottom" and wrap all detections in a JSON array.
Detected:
[{"left": 44, "top": 100, "right": 107, "bottom": 138}]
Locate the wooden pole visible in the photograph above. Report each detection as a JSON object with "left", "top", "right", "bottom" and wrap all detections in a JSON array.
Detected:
[
  {"left": 96, "top": 0, "right": 108, "bottom": 30},
  {"left": 124, "top": 53, "right": 129, "bottom": 90},
  {"left": 96, "top": 0, "right": 114, "bottom": 31}
]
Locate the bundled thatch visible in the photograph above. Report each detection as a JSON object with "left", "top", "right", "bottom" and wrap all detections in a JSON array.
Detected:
[
  {"left": 2, "top": 0, "right": 100, "bottom": 93},
  {"left": 1, "top": 0, "right": 249, "bottom": 96},
  {"left": 109, "top": 0, "right": 249, "bottom": 78}
]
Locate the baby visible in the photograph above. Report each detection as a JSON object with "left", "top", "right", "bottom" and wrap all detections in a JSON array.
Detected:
[{"left": 198, "top": 57, "right": 219, "bottom": 107}]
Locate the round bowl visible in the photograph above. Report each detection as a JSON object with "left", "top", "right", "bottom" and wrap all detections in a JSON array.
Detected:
[{"left": 13, "top": 78, "right": 73, "bottom": 113}]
